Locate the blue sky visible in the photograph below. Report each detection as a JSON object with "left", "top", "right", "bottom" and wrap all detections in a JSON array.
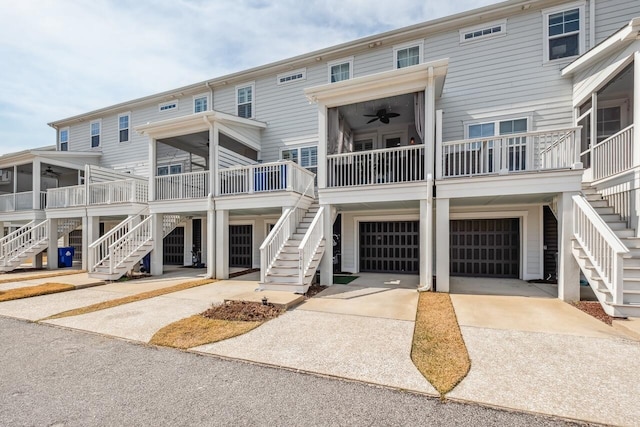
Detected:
[{"left": 0, "top": 0, "right": 501, "bottom": 155}]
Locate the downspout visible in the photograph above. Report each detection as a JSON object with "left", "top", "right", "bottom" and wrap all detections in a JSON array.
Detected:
[{"left": 206, "top": 81, "right": 214, "bottom": 111}]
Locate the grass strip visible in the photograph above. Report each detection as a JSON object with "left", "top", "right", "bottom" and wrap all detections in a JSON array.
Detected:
[
  {"left": 0, "top": 270, "right": 86, "bottom": 285},
  {"left": 149, "top": 315, "right": 262, "bottom": 349},
  {"left": 411, "top": 292, "right": 471, "bottom": 396},
  {"left": 0, "top": 283, "right": 75, "bottom": 302},
  {"left": 43, "top": 278, "right": 215, "bottom": 320}
]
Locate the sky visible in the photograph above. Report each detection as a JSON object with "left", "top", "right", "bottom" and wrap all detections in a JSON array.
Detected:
[{"left": 0, "top": 0, "right": 502, "bottom": 155}]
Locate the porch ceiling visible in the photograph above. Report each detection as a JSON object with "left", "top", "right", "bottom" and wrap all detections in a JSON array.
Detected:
[
  {"left": 158, "top": 131, "right": 209, "bottom": 158},
  {"left": 332, "top": 199, "right": 420, "bottom": 212},
  {"left": 448, "top": 192, "right": 557, "bottom": 207}
]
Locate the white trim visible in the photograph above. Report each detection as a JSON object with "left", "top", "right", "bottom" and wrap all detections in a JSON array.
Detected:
[
  {"left": 327, "top": 57, "right": 354, "bottom": 83},
  {"left": 277, "top": 68, "right": 307, "bottom": 85},
  {"left": 89, "top": 119, "right": 101, "bottom": 149},
  {"left": 159, "top": 100, "right": 178, "bottom": 112},
  {"left": 59, "top": 127, "right": 69, "bottom": 151},
  {"left": 193, "top": 93, "right": 210, "bottom": 114},
  {"left": 236, "top": 82, "right": 255, "bottom": 119},
  {"left": 393, "top": 39, "right": 424, "bottom": 69},
  {"left": 459, "top": 19, "right": 507, "bottom": 44},
  {"left": 352, "top": 213, "right": 420, "bottom": 273},
  {"left": 118, "top": 112, "right": 131, "bottom": 144},
  {"left": 542, "top": 1, "right": 586, "bottom": 63}
]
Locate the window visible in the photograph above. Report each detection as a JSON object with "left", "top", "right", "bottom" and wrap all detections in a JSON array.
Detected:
[
  {"left": 543, "top": 3, "right": 584, "bottom": 62},
  {"left": 393, "top": 41, "right": 423, "bottom": 69},
  {"left": 281, "top": 146, "right": 317, "bottom": 172},
  {"left": 90, "top": 120, "right": 100, "bottom": 148},
  {"left": 277, "top": 68, "right": 306, "bottom": 85},
  {"left": 236, "top": 84, "right": 254, "bottom": 118},
  {"left": 118, "top": 113, "right": 130, "bottom": 143},
  {"left": 328, "top": 57, "right": 353, "bottom": 83},
  {"left": 159, "top": 101, "right": 178, "bottom": 112},
  {"left": 59, "top": 127, "right": 69, "bottom": 151},
  {"left": 466, "top": 117, "right": 529, "bottom": 172},
  {"left": 157, "top": 164, "right": 182, "bottom": 176},
  {"left": 460, "top": 20, "right": 506, "bottom": 43},
  {"left": 193, "top": 94, "right": 208, "bottom": 113}
]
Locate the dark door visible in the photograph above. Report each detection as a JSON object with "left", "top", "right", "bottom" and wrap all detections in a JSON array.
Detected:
[
  {"left": 229, "top": 225, "right": 252, "bottom": 268},
  {"left": 359, "top": 221, "right": 419, "bottom": 273},
  {"left": 450, "top": 218, "right": 519, "bottom": 278},
  {"left": 163, "top": 226, "right": 184, "bottom": 265},
  {"left": 68, "top": 230, "right": 82, "bottom": 262}
]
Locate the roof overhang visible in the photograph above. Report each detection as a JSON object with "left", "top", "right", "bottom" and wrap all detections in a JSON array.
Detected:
[
  {"left": 562, "top": 17, "right": 640, "bottom": 77},
  {"left": 0, "top": 147, "right": 101, "bottom": 169},
  {"left": 304, "top": 59, "right": 448, "bottom": 107},
  {"left": 135, "top": 110, "right": 267, "bottom": 140}
]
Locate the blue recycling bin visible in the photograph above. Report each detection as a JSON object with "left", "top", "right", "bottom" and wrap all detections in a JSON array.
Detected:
[
  {"left": 254, "top": 164, "right": 287, "bottom": 192},
  {"left": 141, "top": 253, "right": 151, "bottom": 273},
  {"left": 58, "top": 247, "right": 74, "bottom": 268}
]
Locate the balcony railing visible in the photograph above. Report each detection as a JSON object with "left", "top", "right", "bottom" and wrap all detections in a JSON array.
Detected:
[
  {"left": 89, "top": 179, "right": 148, "bottom": 205},
  {"left": 47, "top": 185, "right": 86, "bottom": 208},
  {"left": 588, "top": 124, "right": 634, "bottom": 182},
  {"left": 0, "top": 191, "right": 47, "bottom": 212},
  {"left": 155, "top": 170, "right": 210, "bottom": 201},
  {"left": 218, "top": 161, "right": 315, "bottom": 196},
  {"left": 438, "top": 127, "right": 581, "bottom": 179},
  {"left": 327, "top": 145, "right": 425, "bottom": 188}
]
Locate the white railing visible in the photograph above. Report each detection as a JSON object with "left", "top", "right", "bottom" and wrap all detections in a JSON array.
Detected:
[
  {"left": 573, "top": 195, "right": 627, "bottom": 305},
  {"left": 298, "top": 207, "right": 325, "bottom": 285},
  {"left": 46, "top": 185, "right": 86, "bottom": 208},
  {"left": 155, "top": 171, "right": 209, "bottom": 201},
  {"left": 0, "top": 219, "right": 48, "bottom": 267},
  {"left": 89, "top": 179, "right": 148, "bottom": 205},
  {"left": 327, "top": 145, "right": 425, "bottom": 188},
  {"left": 439, "top": 127, "right": 580, "bottom": 178},
  {"left": 162, "top": 214, "right": 184, "bottom": 237},
  {"left": 0, "top": 191, "right": 46, "bottom": 212},
  {"left": 108, "top": 216, "right": 153, "bottom": 274},
  {"left": 259, "top": 179, "right": 315, "bottom": 283},
  {"left": 588, "top": 125, "right": 634, "bottom": 181},
  {"left": 219, "top": 161, "right": 315, "bottom": 196},
  {"left": 88, "top": 215, "right": 140, "bottom": 272}
]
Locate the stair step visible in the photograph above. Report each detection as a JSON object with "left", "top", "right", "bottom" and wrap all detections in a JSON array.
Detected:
[
  {"left": 593, "top": 207, "right": 615, "bottom": 215},
  {"left": 587, "top": 200, "right": 609, "bottom": 208}
]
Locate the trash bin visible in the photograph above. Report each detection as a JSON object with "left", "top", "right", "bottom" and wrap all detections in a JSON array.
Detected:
[
  {"left": 58, "top": 247, "right": 74, "bottom": 268},
  {"left": 141, "top": 253, "right": 151, "bottom": 273}
]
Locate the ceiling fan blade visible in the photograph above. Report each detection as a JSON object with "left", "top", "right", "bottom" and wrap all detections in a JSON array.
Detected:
[
  {"left": 386, "top": 113, "right": 400, "bottom": 118},
  {"left": 367, "top": 118, "right": 379, "bottom": 124},
  {"left": 376, "top": 109, "right": 387, "bottom": 117},
  {"left": 363, "top": 114, "right": 378, "bottom": 117},
  {"left": 381, "top": 117, "right": 390, "bottom": 124}
]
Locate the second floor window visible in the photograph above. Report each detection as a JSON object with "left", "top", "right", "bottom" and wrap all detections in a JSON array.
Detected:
[
  {"left": 237, "top": 84, "right": 254, "bottom": 119},
  {"left": 544, "top": 4, "right": 583, "bottom": 61},
  {"left": 330, "top": 62, "right": 350, "bottom": 83},
  {"left": 194, "top": 95, "right": 208, "bottom": 113},
  {"left": 157, "top": 164, "right": 182, "bottom": 176},
  {"left": 119, "top": 114, "right": 130, "bottom": 143},
  {"left": 281, "top": 146, "right": 317, "bottom": 173},
  {"left": 394, "top": 42, "right": 422, "bottom": 69},
  {"left": 90, "top": 121, "right": 100, "bottom": 148},
  {"left": 59, "top": 128, "right": 69, "bottom": 151}
]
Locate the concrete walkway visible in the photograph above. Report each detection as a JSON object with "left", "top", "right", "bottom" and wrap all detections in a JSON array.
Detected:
[
  {"left": 0, "top": 269, "right": 101, "bottom": 292},
  {"left": 448, "top": 292, "right": 640, "bottom": 426}
]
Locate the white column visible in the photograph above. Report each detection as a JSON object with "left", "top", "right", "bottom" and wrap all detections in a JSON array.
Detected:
[
  {"left": 32, "top": 160, "right": 41, "bottom": 209},
  {"left": 151, "top": 213, "right": 164, "bottom": 276},
  {"left": 215, "top": 209, "right": 228, "bottom": 279},
  {"left": 633, "top": 52, "right": 640, "bottom": 237},
  {"left": 211, "top": 123, "right": 219, "bottom": 196},
  {"left": 435, "top": 110, "right": 443, "bottom": 179},
  {"left": 435, "top": 197, "right": 450, "bottom": 292},
  {"left": 13, "top": 165, "right": 17, "bottom": 194},
  {"left": 557, "top": 192, "right": 581, "bottom": 301},
  {"left": 419, "top": 198, "right": 434, "bottom": 290},
  {"left": 0, "top": 222, "right": 4, "bottom": 239},
  {"left": 253, "top": 217, "right": 265, "bottom": 269},
  {"left": 317, "top": 103, "right": 328, "bottom": 189},
  {"left": 424, "top": 67, "right": 435, "bottom": 176},
  {"left": 319, "top": 203, "right": 333, "bottom": 286},
  {"left": 183, "top": 218, "right": 193, "bottom": 267},
  {"left": 206, "top": 211, "right": 216, "bottom": 278},
  {"left": 82, "top": 216, "right": 99, "bottom": 271},
  {"left": 47, "top": 218, "right": 58, "bottom": 270},
  {"left": 148, "top": 138, "right": 157, "bottom": 201}
]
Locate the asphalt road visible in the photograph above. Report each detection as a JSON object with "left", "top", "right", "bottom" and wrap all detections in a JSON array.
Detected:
[{"left": 0, "top": 317, "right": 577, "bottom": 426}]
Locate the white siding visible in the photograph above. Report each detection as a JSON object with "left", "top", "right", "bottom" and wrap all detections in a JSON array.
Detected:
[{"left": 594, "top": 0, "right": 640, "bottom": 44}]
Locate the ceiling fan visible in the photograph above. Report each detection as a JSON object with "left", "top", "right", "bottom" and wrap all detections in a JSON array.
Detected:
[
  {"left": 364, "top": 109, "right": 400, "bottom": 124},
  {"left": 42, "top": 166, "right": 61, "bottom": 178}
]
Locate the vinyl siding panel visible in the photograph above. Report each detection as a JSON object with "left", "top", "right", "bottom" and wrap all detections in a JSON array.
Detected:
[{"left": 594, "top": 0, "right": 640, "bottom": 44}]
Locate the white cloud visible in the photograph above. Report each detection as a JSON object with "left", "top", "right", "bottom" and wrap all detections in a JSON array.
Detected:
[{"left": 0, "top": 0, "right": 499, "bottom": 155}]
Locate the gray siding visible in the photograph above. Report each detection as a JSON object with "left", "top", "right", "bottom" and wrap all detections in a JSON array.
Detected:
[{"left": 595, "top": 0, "right": 640, "bottom": 44}]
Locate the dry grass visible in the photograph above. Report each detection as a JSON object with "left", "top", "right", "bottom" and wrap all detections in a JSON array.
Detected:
[
  {"left": 149, "top": 315, "right": 262, "bottom": 349},
  {"left": 0, "top": 270, "right": 86, "bottom": 285},
  {"left": 0, "top": 283, "right": 75, "bottom": 302},
  {"left": 411, "top": 292, "right": 471, "bottom": 396},
  {"left": 44, "top": 278, "right": 215, "bottom": 320}
]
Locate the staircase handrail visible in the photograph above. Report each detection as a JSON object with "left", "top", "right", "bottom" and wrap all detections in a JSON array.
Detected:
[
  {"left": 108, "top": 215, "right": 153, "bottom": 274},
  {"left": 0, "top": 220, "right": 37, "bottom": 249},
  {"left": 298, "top": 206, "right": 325, "bottom": 285},
  {"left": 572, "top": 194, "right": 628, "bottom": 304},
  {"left": 0, "top": 219, "right": 48, "bottom": 266},
  {"left": 584, "top": 124, "right": 634, "bottom": 154}
]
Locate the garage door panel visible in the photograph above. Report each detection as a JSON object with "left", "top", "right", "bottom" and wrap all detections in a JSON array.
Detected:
[
  {"left": 229, "top": 225, "right": 252, "bottom": 268},
  {"left": 359, "top": 221, "right": 419, "bottom": 274},
  {"left": 450, "top": 218, "right": 519, "bottom": 278}
]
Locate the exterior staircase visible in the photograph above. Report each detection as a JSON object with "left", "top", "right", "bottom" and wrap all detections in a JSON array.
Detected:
[
  {"left": 260, "top": 202, "right": 326, "bottom": 293},
  {"left": 573, "top": 185, "right": 640, "bottom": 317},
  {"left": 0, "top": 218, "right": 82, "bottom": 272},
  {"left": 88, "top": 214, "right": 183, "bottom": 281}
]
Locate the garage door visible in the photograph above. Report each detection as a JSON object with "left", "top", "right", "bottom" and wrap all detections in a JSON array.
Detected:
[
  {"left": 229, "top": 225, "right": 252, "bottom": 268},
  {"left": 359, "top": 221, "right": 419, "bottom": 273},
  {"left": 450, "top": 219, "right": 519, "bottom": 278},
  {"left": 163, "top": 226, "right": 184, "bottom": 265}
]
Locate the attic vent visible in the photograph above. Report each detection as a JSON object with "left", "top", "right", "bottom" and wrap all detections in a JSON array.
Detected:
[
  {"left": 460, "top": 20, "right": 506, "bottom": 43},
  {"left": 277, "top": 68, "right": 306, "bottom": 85},
  {"left": 159, "top": 101, "right": 178, "bottom": 112}
]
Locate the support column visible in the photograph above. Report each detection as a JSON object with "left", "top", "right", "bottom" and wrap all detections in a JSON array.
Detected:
[
  {"left": 557, "top": 191, "right": 581, "bottom": 301},
  {"left": 435, "top": 198, "right": 450, "bottom": 292},
  {"left": 206, "top": 211, "right": 216, "bottom": 278},
  {"left": 424, "top": 67, "right": 435, "bottom": 177},
  {"left": 151, "top": 213, "right": 164, "bottom": 276},
  {"left": 317, "top": 103, "right": 328, "bottom": 189},
  {"left": 183, "top": 218, "right": 193, "bottom": 267},
  {"left": 633, "top": 52, "right": 640, "bottom": 236},
  {"left": 319, "top": 203, "right": 333, "bottom": 286},
  {"left": 210, "top": 122, "right": 219, "bottom": 196},
  {"left": 34, "top": 252, "right": 43, "bottom": 269},
  {"left": 0, "top": 222, "right": 4, "bottom": 239},
  {"left": 215, "top": 209, "right": 228, "bottom": 279},
  {"left": 47, "top": 218, "right": 58, "bottom": 270},
  {"left": 148, "top": 138, "right": 156, "bottom": 201},
  {"left": 419, "top": 198, "right": 433, "bottom": 290},
  {"left": 83, "top": 216, "right": 99, "bottom": 271},
  {"left": 32, "top": 160, "right": 41, "bottom": 209}
]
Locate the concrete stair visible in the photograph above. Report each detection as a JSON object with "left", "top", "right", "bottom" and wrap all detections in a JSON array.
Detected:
[{"left": 574, "top": 185, "right": 640, "bottom": 317}]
